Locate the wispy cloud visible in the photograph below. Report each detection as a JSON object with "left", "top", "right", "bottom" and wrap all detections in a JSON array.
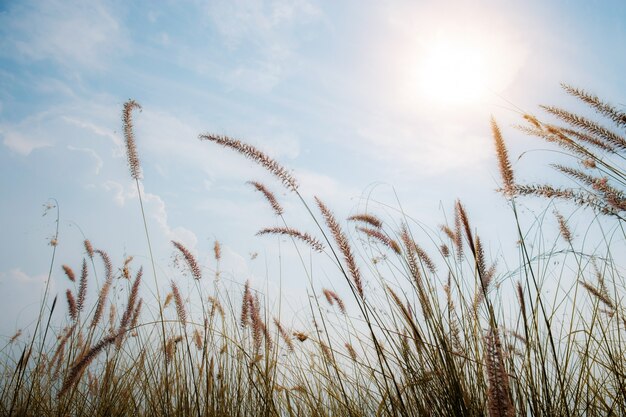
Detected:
[
  {"left": 102, "top": 180, "right": 198, "bottom": 251},
  {"left": 0, "top": 0, "right": 128, "bottom": 70}
]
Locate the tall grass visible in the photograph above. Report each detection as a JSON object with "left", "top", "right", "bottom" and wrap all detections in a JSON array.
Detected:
[{"left": 1, "top": 85, "right": 624, "bottom": 416}]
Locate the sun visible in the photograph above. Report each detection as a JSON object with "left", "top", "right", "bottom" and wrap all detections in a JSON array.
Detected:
[{"left": 416, "top": 38, "right": 490, "bottom": 105}]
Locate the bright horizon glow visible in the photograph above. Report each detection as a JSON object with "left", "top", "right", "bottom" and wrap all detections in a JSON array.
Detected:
[{"left": 417, "top": 38, "right": 490, "bottom": 105}]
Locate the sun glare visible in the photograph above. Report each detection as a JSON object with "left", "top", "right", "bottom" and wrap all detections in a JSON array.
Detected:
[{"left": 417, "top": 38, "right": 490, "bottom": 105}]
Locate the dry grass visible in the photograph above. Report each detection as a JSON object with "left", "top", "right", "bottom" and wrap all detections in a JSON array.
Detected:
[{"left": 2, "top": 87, "right": 625, "bottom": 417}]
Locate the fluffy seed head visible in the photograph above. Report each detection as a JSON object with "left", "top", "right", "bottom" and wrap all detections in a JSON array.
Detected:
[
  {"left": 172, "top": 240, "right": 202, "bottom": 280},
  {"left": 199, "top": 134, "right": 298, "bottom": 190},
  {"left": 122, "top": 99, "right": 142, "bottom": 180}
]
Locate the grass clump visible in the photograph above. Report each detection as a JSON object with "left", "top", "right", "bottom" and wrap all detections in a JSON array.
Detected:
[{"left": 1, "top": 85, "right": 625, "bottom": 416}]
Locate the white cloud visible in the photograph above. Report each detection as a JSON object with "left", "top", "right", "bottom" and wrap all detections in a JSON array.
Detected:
[
  {"left": 0, "top": 0, "right": 127, "bottom": 70},
  {"left": 0, "top": 268, "right": 48, "bottom": 285},
  {"left": 67, "top": 145, "right": 104, "bottom": 174},
  {"left": 2, "top": 131, "right": 51, "bottom": 155},
  {"left": 101, "top": 180, "right": 198, "bottom": 252},
  {"left": 62, "top": 116, "right": 124, "bottom": 157}
]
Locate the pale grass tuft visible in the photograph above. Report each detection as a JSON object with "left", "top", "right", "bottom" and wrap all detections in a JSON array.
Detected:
[
  {"left": 62, "top": 265, "right": 75, "bottom": 282},
  {"left": 247, "top": 181, "right": 284, "bottom": 215},
  {"left": 122, "top": 99, "right": 142, "bottom": 180},
  {"left": 171, "top": 281, "right": 187, "bottom": 324},
  {"left": 59, "top": 330, "right": 124, "bottom": 397},
  {"left": 83, "top": 239, "right": 94, "bottom": 259},
  {"left": 357, "top": 226, "right": 402, "bottom": 255},
  {"left": 347, "top": 213, "right": 383, "bottom": 229},
  {"left": 257, "top": 227, "right": 324, "bottom": 252},
  {"left": 315, "top": 196, "right": 364, "bottom": 299},
  {"left": 91, "top": 273, "right": 112, "bottom": 328},
  {"left": 322, "top": 288, "right": 346, "bottom": 314},
  {"left": 492, "top": 117, "right": 516, "bottom": 197},
  {"left": 172, "top": 240, "right": 202, "bottom": 280},
  {"left": 274, "top": 317, "right": 294, "bottom": 352},
  {"left": 554, "top": 211, "right": 573, "bottom": 244},
  {"left": 484, "top": 328, "right": 515, "bottom": 417},
  {"left": 213, "top": 240, "right": 221, "bottom": 261},
  {"left": 293, "top": 331, "right": 308, "bottom": 342},
  {"left": 199, "top": 134, "right": 298, "bottom": 190},
  {"left": 65, "top": 290, "right": 77, "bottom": 322},
  {"left": 77, "top": 259, "right": 88, "bottom": 313}
]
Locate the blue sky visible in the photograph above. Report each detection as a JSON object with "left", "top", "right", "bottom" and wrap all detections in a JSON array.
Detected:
[{"left": 1, "top": 0, "right": 625, "bottom": 336}]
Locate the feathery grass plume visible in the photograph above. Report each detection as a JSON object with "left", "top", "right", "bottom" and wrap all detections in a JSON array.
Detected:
[
  {"left": 518, "top": 124, "right": 593, "bottom": 159},
  {"left": 320, "top": 342, "right": 333, "bottom": 362},
  {"left": 385, "top": 286, "right": 421, "bottom": 347},
  {"left": 247, "top": 181, "right": 284, "bottom": 215},
  {"left": 213, "top": 240, "right": 221, "bottom": 261},
  {"left": 130, "top": 298, "right": 143, "bottom": 331},
  {"left": 345, "top": 343, "right": 358, "bottom": 361},
  {"left": 59, "top": 331, "right": 122, "bottom": 397},
  {"left": 561, "top": 83, "right": 626, "bottom": 128},
  {"left": 170, "top": 281, "right": 187, "bottom": 324},
  {"left": 322, "top": 288, "right": 346, "bottom": 314},
  {"left": 315, "top": 196, "right": 364, "bottom": 298},
  {"left": 444, "top": 275, "right": 462, "bottom": 350},
  {"left": 9, "top": 329, "right": 22, "bottom": 343},
  {"left": 171, "top": 240, "right": 202, "bottom": 280},
  {"left": 241, "top": 280, "right": 251, "bottom": 328},
  {"left": 347, "top": 213, "right": 383, "bottom": 229},
  {"left": 357, "top": 226, "right": 402, "bottom": 254},
  {"left": 399, "top": 224, "right": 429, "bottom": 316},
  {"left": 591, "top": 178, "right": 626, "bottom": 212},
  {"left": 120, "top": 267, "right": 142, "bottom": 331},
  {"left": 514, "top": 184, "right": 617, "bottom": 215},
  {"left": 559, "top": 126, "right": 617, "bottom": 153},
  {"left": 484, "top": 328, "right": 515, "bottom": 417},
  {"left": 62, "top": 265, "right": 75, "bottom": 282},
  {"left": 492, "top": 117, "right": 516, "bottom": 196},
  {"left": 207, "top": 296, "right": 225, "bottom": 319},
  {"left": 552, "top": 164, "right": 600, "bottom": 188},
  {"left": 84, "top": 239, "right": 94, "bottom": 259},
  {"left": 77, "top": 259, "right": 87, "bottom": 312},
  {"left": 66, "top": 290, "right": 78, "bottom": 322},
  {"left": 193, "top": 329, "right": 203, "bottom": 350},
  {"left": 91, "top": 274, "right": 112, "bottom": 328},
  {"left": 199, "top": 134, "right": 298, "bottom": 190},
  {"left": 122, "top": 99, "right": 142, "bottom": 180},
  {"left": 95, "top": 249, "right": 113, "bottom": 281},
  {"left": 579, "top": 280, "right": 615, "bottom": 310},
  {"left": 455, "top": 200, "right": 474, "bottom": 253},
  {"left": 50, "top": 324, "right": 76, "bottom": 374},
  {"left": 473, "top": 237, "right": 496, "bottom": 310},
  {"left": 453, "top": 207, "right": 464, "bottom": 261},
  {"left": 540, "top": 105, "right": 626, "bottom": 151},
  {"left": 440, "top": 224, "right": 456, "bottom": 241},
  {"left": 516, "top": 282, "right": 526, "bottom": 319},
  {"left": 122, "top": 256, "right": 133, "bottom": 280},
  {"left": 414, "top": 243, "right": 437, "bottom": 273},
  {"left": 165, "top": 336, "right": 183, "bottom": 363},
  {"left": 163, "top": 293, "right": 173, "bottom": 308},
  {"left": 274, "top": 317, "right": 294, "bottom": 352},
  {"left": 108, "top": 303, "right": 117, "bottom": 334},
  {"left": 554, "top": 211, "right": 573, "bottom": 244},
  {"left": 249, "top": 295, "right": 263, "bottom": 350},
  {"left": 256, "top": 227, "right": 324, "bottom": 252},
  {"left": 523, "top": 113, "right": 541, "bottom": 129},
  {"left": 293, "top": 331, "right": 308, "bottom": 342},
  {"left": 440, "top": 244, "right": 450, "bottom": 257}
]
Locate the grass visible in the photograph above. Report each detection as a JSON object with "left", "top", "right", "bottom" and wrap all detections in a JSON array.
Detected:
[{"left": 1, "top": 84, "right": 625, "bottom": 416}]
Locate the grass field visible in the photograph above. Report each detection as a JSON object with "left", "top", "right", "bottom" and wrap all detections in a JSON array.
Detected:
[{"left": 2, "top": 85, "right": 625, "bottom": 417}]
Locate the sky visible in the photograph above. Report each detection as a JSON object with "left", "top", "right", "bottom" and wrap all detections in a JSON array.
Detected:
[{"left": 1, "top": 0, "right": 625, "bottom": 337}]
